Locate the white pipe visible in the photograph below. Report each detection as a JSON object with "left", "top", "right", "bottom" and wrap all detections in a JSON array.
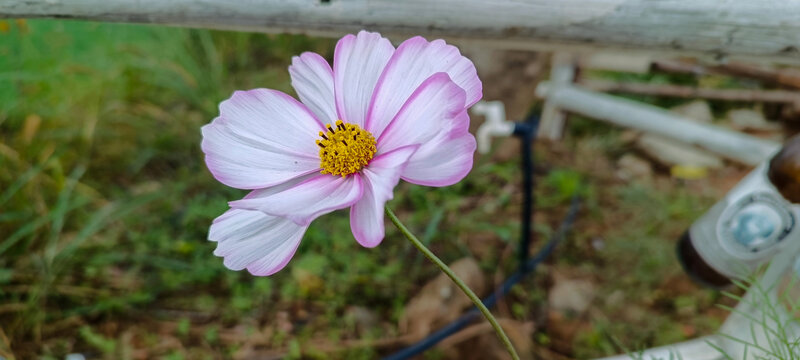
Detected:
[
  {"left": 472, "top": 101, "right": 515, "bottom": 154},
  {"left": 535, "top": 83, "right": 781, "bottom": 166}
]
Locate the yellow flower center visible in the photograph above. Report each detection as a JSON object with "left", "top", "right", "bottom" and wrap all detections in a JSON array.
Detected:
[{"left": 316, "top": 120, "right": 377, "bottom": 177}]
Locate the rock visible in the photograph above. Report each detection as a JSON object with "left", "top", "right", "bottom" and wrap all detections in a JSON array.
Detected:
[
  {"left": 616, "top": 154, "right": 653, "bottom": 181},
  {"left": 637, "top": 134, "right": 724, "bottom": 168},
  {"left": 548, "top": 274, "right": 596, "bottom": 314},
  {"left": 546, "top": 309, "right": 592, "bottom": 355},
  {"left": 604, "top": 290, "right": 625, "bottom": 309},
  {"left": 400, "top": 258, "right": 486, "bottom": 340},
  {"left": 344, "top": 306, "right": 378, "bottom": 334},
  {"left": 439, "top": 319, "right": 535, "bottom": 360},
  {"left": 619, "top": 129, "right": 641, "bottom": 144},
  {"left": 275, "top": 311, "right": 293, "bottom": 333},
  {"left": 727, "top": 108, "right": 782, "bottom": 132},
  {"left": 621, "top": 304, "right": 649, "bottom": 323},
  {"left": 671, "top": 100, "right": 713, "bottom": 123},
  {"left": 591, "top": 236, "right": 606, "bottom": 251}
]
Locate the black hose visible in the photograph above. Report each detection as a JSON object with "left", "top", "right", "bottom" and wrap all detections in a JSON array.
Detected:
[
  {"left": 382, "top": 114, "right": 581, "bottom": 360},
  {"left": 514, "top": 117, "right": 538, "bottom": 271}
]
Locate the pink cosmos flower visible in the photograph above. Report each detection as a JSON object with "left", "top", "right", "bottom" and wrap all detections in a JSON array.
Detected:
[{"left": 201, "top": 31, "right": 481, "bottom": 276}]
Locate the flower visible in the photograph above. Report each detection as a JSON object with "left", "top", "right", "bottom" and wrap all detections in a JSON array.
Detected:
[{"left": 201, "top": 31, "right": 482, "bottom": 276}]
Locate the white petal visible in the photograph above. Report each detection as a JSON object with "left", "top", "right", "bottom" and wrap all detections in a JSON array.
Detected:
[
  {"left": 334, "top": 31, "right": 395, "bottom": 127},
  {"left": 230, "top": 173, "right": 363, "bottom": 226},
  {"left": 376, "top": 73, "right": 466, "bottom": 155},
  {"left": 202, "top": 121, "right": 320, "bottom": 190},
  {"left": 290, "top": 52, "right": 337, "bottom": 124},
  {"left": 210, "top": 208, "right": 308, "bottom": 276},
  {"left": 202, "top": 89, "right": 325, "bottom": 189},
  {"left": 402, "top": 119, "right": 476, "bottom": 187},
  {"left": 366, "top": 36, "right": 482, "bottom": 137},
  {"left": 350, "top": 145, "right": 418, "bottom": 247}
]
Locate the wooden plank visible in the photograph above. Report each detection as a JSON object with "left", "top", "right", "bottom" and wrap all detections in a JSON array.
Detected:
[
  {"left": 4, "top": 0, "right": 800, "bottom": 63},
  {"left": 579, "top": 79, "right": 800, "bottom": 105},
  {"left": 580, "top": 53, "right": 653, "bottom": 74},
  {"left": 653, "top": 60, "right": 800, "bottom": 89}
]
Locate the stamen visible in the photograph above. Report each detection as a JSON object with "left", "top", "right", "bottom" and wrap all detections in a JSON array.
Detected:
[{"left": 316, "top": 120, "right": 377, "bottom": 177}]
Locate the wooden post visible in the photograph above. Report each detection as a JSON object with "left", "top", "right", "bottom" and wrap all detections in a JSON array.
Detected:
[{"left": 539, "top": 53, "right": 577, "bottom": 140}]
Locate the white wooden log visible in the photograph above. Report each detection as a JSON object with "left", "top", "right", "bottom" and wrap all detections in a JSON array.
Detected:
[
  {"left": 535, "top": 83, "right": 781, "bottom": 166},
  {"left": 3, "top": 0, "right": 800, "bottom": 64}
]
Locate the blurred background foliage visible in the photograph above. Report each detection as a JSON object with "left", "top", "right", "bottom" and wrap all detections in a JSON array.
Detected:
[
  {"left": 0, "top": 20, "right": 527, "bottom": 359},
  {"left": 0, "top": 20, "right": 731, "bottom": 359}
]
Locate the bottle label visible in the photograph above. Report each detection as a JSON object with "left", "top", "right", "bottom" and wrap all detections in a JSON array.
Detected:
[{"left": 717, "top": 192, "right": 795, "bottom": 259}]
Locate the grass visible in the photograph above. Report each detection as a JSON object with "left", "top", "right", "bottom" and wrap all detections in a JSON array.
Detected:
[
  {"left": 0, "top": 18, "right": 770, "bottom": 359},
  {"left": 0, "top": 19, "right": 343, "bottom": 358},
  {"left": 0, "top": 20, "right": 530, "bottom": 358},
  {"left": 711, "top": 269, "right": 800, "bottom": 360}
]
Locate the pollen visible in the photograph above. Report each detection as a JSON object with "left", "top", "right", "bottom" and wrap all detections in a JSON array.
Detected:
[{"left": 316, "top": 120, "right": 377, "bottom": 177}]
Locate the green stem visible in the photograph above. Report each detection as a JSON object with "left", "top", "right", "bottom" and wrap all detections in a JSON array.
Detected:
[{"left": 385, "top": 207, "right": 520, "bottom": 360}]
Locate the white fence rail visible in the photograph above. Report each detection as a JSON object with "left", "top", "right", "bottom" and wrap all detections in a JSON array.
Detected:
[{"left": 3, "top": 0, "right": 800, "bottom": 64}]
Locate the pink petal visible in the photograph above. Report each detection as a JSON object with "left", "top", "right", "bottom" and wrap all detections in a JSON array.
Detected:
[
  {"left": 210, "top": 208, "right": 308, "bottom": 276},
  {"left": 334, "top": 31, "right": 395, "bottom": 128},
  {"left": 230, "top": 173, "right": 363, "bottom": 226},
  {"left": 289, "top": 52, "right": 337, "bottom": 124},
  {"left": 202, "top": 89, "right": 326, "bottom": 189},
  {"left": 402, "top": 112, "right": 476, "bottom": 187},
  {"left": 350, "top": 145, "right": 419, "bottom": 247},
  {"left": 376, "top": 73, "right": 466, "bottom": 155},
  {"left": 366, "top": 36, "right": 482, "bottom": 137}
]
